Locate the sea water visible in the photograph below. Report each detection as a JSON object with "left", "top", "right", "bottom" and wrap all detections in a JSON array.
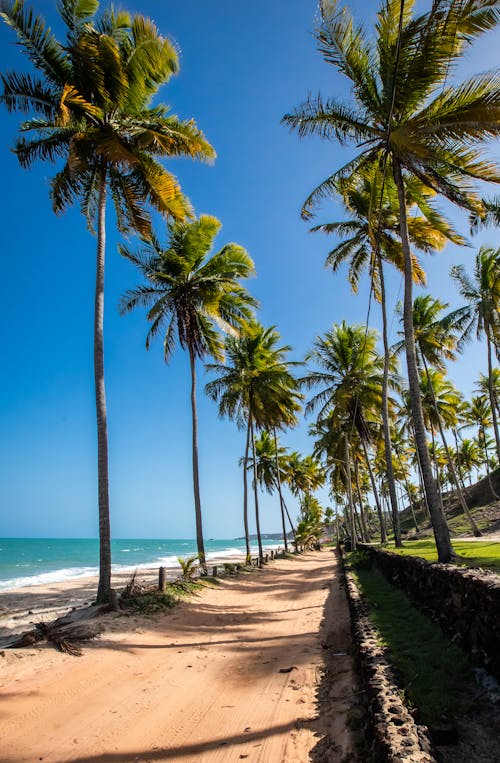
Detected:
[{"left": 0, "top": 537, "right": 284, "bottom": 591}]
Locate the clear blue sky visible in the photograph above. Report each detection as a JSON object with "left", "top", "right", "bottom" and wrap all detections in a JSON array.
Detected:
[{"left": 1, "top": 0, "right": 498, "bottom": 539}]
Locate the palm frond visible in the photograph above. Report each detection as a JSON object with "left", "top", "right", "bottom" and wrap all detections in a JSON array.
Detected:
[{"left": 0, "top": 0, "right": 71, "bottom": 84}]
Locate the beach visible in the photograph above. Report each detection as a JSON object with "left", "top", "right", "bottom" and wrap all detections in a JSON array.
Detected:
[{"left": 0, "top": 549, "right": 356, "bottom": 762}]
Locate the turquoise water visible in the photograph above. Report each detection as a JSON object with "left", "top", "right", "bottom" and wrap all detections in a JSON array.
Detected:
[{"left": 0, "top": 537, "right": 284, "bottom": 591}]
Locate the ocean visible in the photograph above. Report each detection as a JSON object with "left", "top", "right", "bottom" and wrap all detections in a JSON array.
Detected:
[{"left": 0, "top": 537, "right": 284, "bottom": 591}]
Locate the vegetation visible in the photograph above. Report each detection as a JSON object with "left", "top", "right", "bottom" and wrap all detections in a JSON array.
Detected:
[
  {"left": 284, "top": 0, "right": 500, "bottom": 562},
  {"left": 351, "top": 561, "right": 473, "bottom": 726},
  {"left": 120, "top": 215, "right": 256, "bottom": 571},
  {"left": 2, "top": 0, "right": 500, "bottom": 603},
  {"left": 0, "top": 0, "right": 214, "bottom": 603},
  {"left": 391, "top": 539, "right": 500, "bottom": 571}
]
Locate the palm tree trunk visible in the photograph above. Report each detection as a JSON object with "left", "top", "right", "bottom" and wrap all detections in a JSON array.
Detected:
[
  {"left": 188, "top": 345, "right": 206, "bottom": 572},
  {"left": 377, "top": 252, "right": 401, "bottom": 545},
  {"left": 250, "top": 415, "right": 263, "bottom": 562},
  {"left": 393, "top": 158, "right": 453, "bottom": 562},
  {"left": 273, "top": 429, "right": 288, "bottom": 552},
  {"left": 243, "top": 416, "right": 252, "bottom": 564},
  {"left": 487, "top": 335, "right": 500, "bottom": 463},
  {"left": 361, "top": 439, "right": 387, "bottom": 542},
  {"left": 344, "top": 433, "right": 357, "bottom": 550},
  {"left": 279, "top": 494, "right": 297, "bottom": 539},
  {"left": 95, "top": 170, "right": 113, "bottom": 605},
  {"left": 453, "top": 428, "right": 473, "bottom": 501},
  {"left": 354, "top": 459, "right": 369, "bottom": 541},
  {"left": 412, "top": 421, "right": 431, "bottom": 521},
  {"left": 421, "top": 357, "right": 481, "bottom": 536}
]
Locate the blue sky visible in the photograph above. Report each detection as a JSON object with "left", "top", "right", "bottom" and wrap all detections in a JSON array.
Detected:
[{"left": 1, "top": 0, "right": 499, "bottom": 540}]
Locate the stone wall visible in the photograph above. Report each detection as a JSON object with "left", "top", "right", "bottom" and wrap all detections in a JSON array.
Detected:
[
  {"left": 344, "top": 564, "right": 436, "bottom": 762},
  {"left": 360, "top": 545, "right": 500, "bottom": 680}
]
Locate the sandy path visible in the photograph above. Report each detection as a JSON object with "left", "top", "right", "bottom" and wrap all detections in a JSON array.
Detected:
[{"left": 0, "top": 550, "right": 356, "bottom": 763}]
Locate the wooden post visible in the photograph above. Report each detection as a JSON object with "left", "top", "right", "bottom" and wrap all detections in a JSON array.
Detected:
[
  {"left": 265, "top": 554, "right": 269, "bottom": 563},
  {"left": 212, "top": 566, "right": 218, "bottom": 577},
  {"left": 159, "top": 566, "right": 166, "bottom": 591}
]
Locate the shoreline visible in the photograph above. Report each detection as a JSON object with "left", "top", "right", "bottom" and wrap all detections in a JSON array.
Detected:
[
  {"left": 0, "top": 550, "right": 356, "bottom": 762},
  {"left": 0, "top": 546, "right": 281, "bottom": 635}
]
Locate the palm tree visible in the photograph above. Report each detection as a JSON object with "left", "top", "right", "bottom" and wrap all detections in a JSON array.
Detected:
[
  {"left": 310, "top": 167, "right": 462, "bottom": 551},
  {"left": 463, "top": 395, "right": 499, "bottom": 500},
  {"left": 251, "top": 431, "right": 295, "bottom": 552},
  {"left": 451, "top": 247, "right": 500, "bottom": 461},
  {"left": 120, "top": 215, "right": 256, "bottom": 570},
  {"left": 1, "top": 0, "right": 215, "bottom": 602},
  {"left": 283, "top": 0, "right": 500, "bottom": 561},
  {"left": 206, "top": 321, "right": 301, "bottom": 562},
  {"left": 394, "top": 295, "right": 481, "bottom": 534},
  {"left": 303, "top": 321, "right": 400, "bottom": 542}
]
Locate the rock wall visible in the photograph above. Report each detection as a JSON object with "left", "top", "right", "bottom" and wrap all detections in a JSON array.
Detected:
[
  {"left": 343, "top": 563, "right": 436, "bottom": 762},
  {"left": 360, "top": 545, "right": 500, "bottom": 680}
]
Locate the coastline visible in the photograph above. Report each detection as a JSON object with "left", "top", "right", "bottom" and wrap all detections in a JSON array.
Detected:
[
  {"left": 0, "top": 550, "right": 356, "bottom": 762},
  {"left": 0, "top": 547, "right": 275, "bottom": 635}
]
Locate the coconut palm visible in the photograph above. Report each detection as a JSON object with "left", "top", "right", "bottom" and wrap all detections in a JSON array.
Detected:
[
  {"left": 120, "top": 215, "right": 256, "bottom": 570},
  {"left": 394, "top": 295, "right": 481, "bottom": 534},
  {"left": 451, "top": 247, "right": 500, "bottom": 461},
  {"left": 0, "top": 0, "right": 215, "bottom": 602},
  {"left": 310, "top": 167, "right": 463, "bottom": 550},
  {"left": 303, "top": 321, "right": 400, "bottom": 541},
  {"left": 463, "top": 395, "right": 499, "bottom": 500},
  {"left": 283, "top": 0, "right": 500, "bottom": 561},
  {"left": 245, "top": 431, "right": 291, "bottom": 552},
  {"left": 206, "top": 321, "right": 301, "bottom": 561}
]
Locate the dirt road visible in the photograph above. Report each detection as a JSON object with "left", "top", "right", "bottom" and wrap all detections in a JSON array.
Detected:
[{"left": 0, "top": 550, "right": 356, "bottom": 763}]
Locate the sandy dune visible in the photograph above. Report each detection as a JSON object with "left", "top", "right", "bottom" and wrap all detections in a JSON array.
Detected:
[{"left": 0, "top": 550, "right": 356, "bottom": 763}]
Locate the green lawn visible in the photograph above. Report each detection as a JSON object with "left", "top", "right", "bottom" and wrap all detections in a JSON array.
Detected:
[
  {"left": 387, "top": 539, "right": 500, "bottom": 570},
  {"left": 350, "top": 560, "right": 473, "bottom": 726}
]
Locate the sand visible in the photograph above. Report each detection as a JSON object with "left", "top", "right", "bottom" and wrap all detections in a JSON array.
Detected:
[{"left": 0, "top": 549, "right": 357, "bottom": 763}]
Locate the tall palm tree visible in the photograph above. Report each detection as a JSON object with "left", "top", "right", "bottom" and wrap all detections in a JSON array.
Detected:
[
  {"left": 249, "top": 431, "right": 293, "bottom": 551},
  {"left": 419, "top": 368, "right": 481, "bottom": 533},
  {"left": 451, "top": 247, "right": 500, "bottom": 461},
  {"left": 120, "top": 215, "right": 256, "bottom": 570},
  {"left": 283, "top": 0, "right": 500, "bottom": 560},
  {"left": 1, "top": 0, "right": 215, "bottom": 602},
  {"left": 394, "top": 295, "right": 481, "bottom": 534},
  {"left": 463, "top": 395, "right": 499, "bottom": 500},
  {"left": 303, "top": 321, "right": 400, "bottom": 541},
  {"left": 206, "top": 321, "right": 301, "bottom": 562},
  {"left": 310, "top": 167, "right": 462, "bottom": 550}
]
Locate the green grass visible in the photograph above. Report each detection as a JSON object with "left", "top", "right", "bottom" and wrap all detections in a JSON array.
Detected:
[
  {"left": 349, "top": 559, "right": 473, "bottom": 726},
  {"left": 388, "top": 539, "right": 500, "bottom": 570},
  {"left": 121, "top": 577, "right": 219, "bottom": 615}
]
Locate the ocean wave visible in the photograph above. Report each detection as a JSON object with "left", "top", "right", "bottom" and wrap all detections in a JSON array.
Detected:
[
  {"left": 0, "top": 539, "right": 286, "bottom": 591},
  {"left": 0, "top": 566, "right": 99, "bottom": 591}
]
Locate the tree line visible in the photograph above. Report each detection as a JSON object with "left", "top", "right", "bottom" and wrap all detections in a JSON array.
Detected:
[{"left": 2, "top": 0, "right": 499, "bottom": 604}]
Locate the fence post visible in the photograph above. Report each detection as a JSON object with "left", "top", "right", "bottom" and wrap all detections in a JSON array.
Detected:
[
  {"left": 159, "top": 566, "right": 166, "bottom": 591},
  {"left": 212, "top": 565, "right": 218, "bottom": 577}
]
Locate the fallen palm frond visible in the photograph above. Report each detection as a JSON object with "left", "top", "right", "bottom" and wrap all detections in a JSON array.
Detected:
[{"left": 0, "top": 604, "right": 107, "bottom": 656}]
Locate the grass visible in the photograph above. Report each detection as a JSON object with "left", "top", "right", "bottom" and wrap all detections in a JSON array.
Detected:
[
  {"left": 348, "top": 556, "right": 473, "bottom": 726},
  {"left": 121, "top": 577, "right": 219, "bottom": 615},
  {"left": 387, "top": 539, "right": 500, "bottom": 571}
]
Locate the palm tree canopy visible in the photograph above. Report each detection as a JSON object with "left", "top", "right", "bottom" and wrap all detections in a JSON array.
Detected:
[
  {"left": 283, "top": 0, "right": 500, "bottom": 220},
  {"left": 450, "top": 245, "right": 500, "bottom": 353},
  {"left": 1, "top": 0, "right": 216, "bottom": 231},
  {"left": 419, "top": 368, "right": 463, "bottom": 433},
  {"left": 303, "top": 320, "right": 400, "bottom": 440},
  {"left": 393, "top": 294, "right": 470, "bottom": 369},
  {"left": 120, "top": 215, "right": 257, "bottom": 362},
  {"left": 206, "top": 320, "right": 302, "bottom": 431},
  {"left": 312, "top": 166, "right": 465, "bottom": 295}
]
